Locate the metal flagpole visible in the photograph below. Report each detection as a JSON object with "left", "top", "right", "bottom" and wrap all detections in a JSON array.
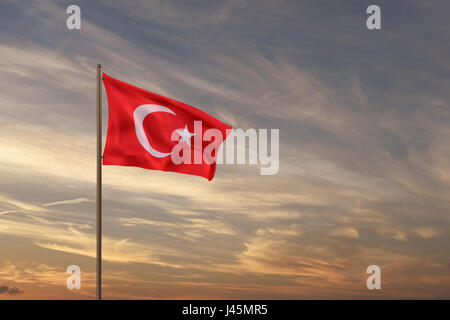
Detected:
[{"left": 96, "top": 64, "right": 103, "bottom": 300}]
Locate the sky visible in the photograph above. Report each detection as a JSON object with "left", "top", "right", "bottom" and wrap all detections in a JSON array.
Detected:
[{"left": 0, "top": 0, "right": 449, "bottom": 299}]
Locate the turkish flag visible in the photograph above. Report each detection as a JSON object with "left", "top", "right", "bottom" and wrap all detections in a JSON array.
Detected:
[{"left": 102, "top": 73, "right": 232, "bottom": 181}]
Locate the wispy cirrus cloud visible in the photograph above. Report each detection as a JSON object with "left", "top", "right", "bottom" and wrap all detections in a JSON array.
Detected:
[{"left": 42, "top": 198, "right": 91, "bottom": 207}]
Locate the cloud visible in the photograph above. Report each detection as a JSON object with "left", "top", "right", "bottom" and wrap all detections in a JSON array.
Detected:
[
  {"left": 117, "top": 216, "right": 235, "bottom": 241},
  {"left": 415, "top": 228, "right": 439, "bottom": 239},
  {"left": 0, "top": 260, "right": 96, "bottom": 299},
  {"left": 0, "top": 213, "right": 183, "bottom": 268},
  {"left": 42, "top": 198, "right": 91, "bottom": 207},
  {"left": 0, "top": 194, "right": 46, "bottom": 216},
  {"left": 0, "top": 285, "right": 22, "bottom": 295},
  {"left": 330, "top": 228, "right": 360, "bottom": 239}
]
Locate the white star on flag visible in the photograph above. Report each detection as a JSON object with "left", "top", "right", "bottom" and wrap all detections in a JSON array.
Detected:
[{"left": 176, "top": 124, "right": 195, "bottom": 146}]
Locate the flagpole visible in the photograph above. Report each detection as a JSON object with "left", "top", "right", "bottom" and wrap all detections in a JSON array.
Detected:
[{"left": 96, "top": 64, "right": 103, "bottom": 300}]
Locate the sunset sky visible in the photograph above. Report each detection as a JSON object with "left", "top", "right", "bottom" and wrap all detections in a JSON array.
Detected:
[{"left": 0, "top": 0, "right": 449, "bottom": 299}]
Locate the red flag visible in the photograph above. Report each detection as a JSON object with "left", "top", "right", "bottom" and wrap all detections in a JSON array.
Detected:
[{"left": 102, "top": 73, "right": 231, "bottom": 181}]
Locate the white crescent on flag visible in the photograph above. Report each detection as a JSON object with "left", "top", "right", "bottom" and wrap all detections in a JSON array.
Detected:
[{"left": 133, "top": 104, "right": 176, "bottom": 158}]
